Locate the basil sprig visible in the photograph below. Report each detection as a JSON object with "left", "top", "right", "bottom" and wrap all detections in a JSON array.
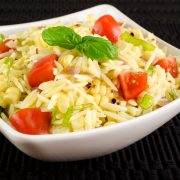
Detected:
[{"left": 42, "top": 26, "right": 118, "bottom": 61}]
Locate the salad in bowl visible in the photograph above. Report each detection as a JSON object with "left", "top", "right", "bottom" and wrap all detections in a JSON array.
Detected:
[{"left": 0, "top": 13, "right": 179, "bottom": 135}]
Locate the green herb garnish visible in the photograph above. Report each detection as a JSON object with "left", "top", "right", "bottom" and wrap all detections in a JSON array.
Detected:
[
  {"left": 121, "top": 31, "right": 155, "bottom": 51},
  {"left": 138, "top": 94, "right": 153, "bottom": 110},
  {"left": 4, "top": 57, "right": 13, "bottom": 81},
  {"left": 62, "top": 103, "right": 93, "bottom": 127},
  {"left": 42, "top": 26, "right": 82, "bottom": 49},
  {"left": 0, "top": 34, "right": 4, "bottom": 43},
  {"left": 51, "top": 104, "right": 93, "bottom": 127},
  {"left": 4, "top": 57, "right": 13, "bottom": 67},
  {"left": 52, "top": 103, "right": 93, "bottom": 128},
  {"left": 42, "top": 26, "right": 118, "bottom": 61},
  {"left": 147, "top": 65, "right": 155, "bottom": 75},
  {"left": 76, "top": 36, "right": 118, "bottom": 61},
  {"left": 62, "top": 106, "right": 74, "bottom": 127},
  {"left": 51, "top": 107, "right": 59, "bottom": 123}
]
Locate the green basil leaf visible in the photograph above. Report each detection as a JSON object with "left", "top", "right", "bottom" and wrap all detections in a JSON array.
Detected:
[
  {"left": 42, "top": 26, "right": 82, "bottom": 49},
  {"left": 76, "top": 36, "right": 118, "bottom": 61},
  {"left": 42, "top": 26, "right": 118, "bottom": 61}
]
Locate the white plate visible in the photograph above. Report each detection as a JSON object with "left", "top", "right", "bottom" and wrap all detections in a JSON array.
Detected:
[{"left": 0, "top": 4, "right": 179, "bottom": 161}]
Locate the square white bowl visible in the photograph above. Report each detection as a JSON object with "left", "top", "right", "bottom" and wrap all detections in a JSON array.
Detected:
[{"left": 0, "top": 4, "right": 179, "bottom": 161}]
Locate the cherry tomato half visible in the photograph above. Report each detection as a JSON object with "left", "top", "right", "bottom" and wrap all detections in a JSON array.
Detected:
[
  {"left": 28, "top": 54, "right": 58, "bottom": 87},
  {"left": 118, "top": 71, "right": 147, "bottom": 100},
  {"left": 92, "top": 15, "right": 121, "bottom": 43},
  {"left": 155, "top": 57, "right": 178, "bottom": 78},
  {"left": 10, "top": 108, "right": 51, "bottom": 135},
  {"left": 0, "top": 39, "right": 11, "bottom": 53}
]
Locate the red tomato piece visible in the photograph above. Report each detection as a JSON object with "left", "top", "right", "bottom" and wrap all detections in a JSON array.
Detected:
[
  {"left": 118, "top": 72, "right": 147, "bottom": 100},
  {"left": 92, "top": 15, "right": 121, "bottom": 43},
  {"left": 10, "top": 108, "right": 51, "bottom": 135},
  {"left": 155, "top": 57, "right": 178, "bottom": 78},
  {"left": 0, "top": 39, "right": 11, "bottom": 53},
  {"left": 28, "top": 54, "right": 58, "bottom": 87}
]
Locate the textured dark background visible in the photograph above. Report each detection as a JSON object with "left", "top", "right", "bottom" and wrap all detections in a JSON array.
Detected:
[{"left": 0, "top": 0, "right": 180, "bottom": 180}]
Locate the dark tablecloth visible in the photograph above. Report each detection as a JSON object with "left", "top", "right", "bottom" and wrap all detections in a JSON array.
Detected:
[{"left": 0, "top": 0, "right": 180, "bottom": 179}]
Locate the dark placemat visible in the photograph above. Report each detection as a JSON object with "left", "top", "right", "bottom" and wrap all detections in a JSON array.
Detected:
[{"left": 0, "top": 0, "right": 180, "bottom": 180}]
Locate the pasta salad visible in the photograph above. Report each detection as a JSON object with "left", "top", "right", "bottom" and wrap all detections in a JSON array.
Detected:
[{"left": 0, "top": 15, "right": 179, "bottom": 135}]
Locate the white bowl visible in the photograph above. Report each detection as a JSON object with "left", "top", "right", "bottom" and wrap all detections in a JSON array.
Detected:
[{"left": 0, "top": 4, "right": 179, "bottom": 161}]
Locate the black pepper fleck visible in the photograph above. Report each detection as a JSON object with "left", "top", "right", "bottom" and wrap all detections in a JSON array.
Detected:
[
  {"left": 130, "top": 32, "right": 134, "bottom": 36},
  {"left": 74, "top": 24, "right": 81, "bottom": 27},
  {"left": 85, "top": 82, "right": 92, "bottom": 89},
  {"left": 111, "top": 98, "right": 116, "bottom": 104}
]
